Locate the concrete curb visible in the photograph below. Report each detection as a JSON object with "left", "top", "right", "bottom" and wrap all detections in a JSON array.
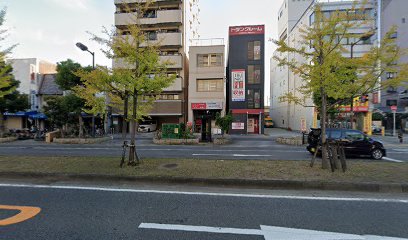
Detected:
[{"left": 0, "top": 172, "right": 406, "bottom": 193}]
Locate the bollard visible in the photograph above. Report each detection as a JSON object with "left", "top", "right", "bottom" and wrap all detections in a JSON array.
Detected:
[{"left": 381, "top": 127, "right": 385, "bottom": 136}]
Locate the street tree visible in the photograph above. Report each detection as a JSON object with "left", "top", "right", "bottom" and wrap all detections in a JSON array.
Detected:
[
  {"left": 0, "top": 8, "right": 20, "bottom": 137},
  {"left": 76, "top": 1, "right": 176, "bottom": 165},
  {"left": 56, "top": 59, "right": 93, "bottom": 91},
  {"left": 215, "top": 112, "right": 233, "bottom": 138},
  {"left": 55, "top": 59, "right": 92, "bottom": 137},
  {"left": 43, "top": 94, "right": 85, "bottom": 138},
  {"left": 273, "top": 1, "right": 408, "bottom": 169}
]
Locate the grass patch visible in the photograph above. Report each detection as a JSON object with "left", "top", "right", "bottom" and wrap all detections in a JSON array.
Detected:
[{"left": 0, "top": 156, "right": 407, "bottom": 184}]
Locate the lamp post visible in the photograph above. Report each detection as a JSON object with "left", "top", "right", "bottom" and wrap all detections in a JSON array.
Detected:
[
  {"left": 349, "top": 31, "right": 374, "bottom": 129},
  {"left": 76, "top": 42, "right": 95, "bottom": 137}
]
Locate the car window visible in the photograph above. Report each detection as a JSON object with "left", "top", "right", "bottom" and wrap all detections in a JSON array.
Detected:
[
  {"left": 345, "top": 131, "right": 364, "bottom": 141},
  {"left": 329, "top": 130, "right": 342, "bottom": 139}
]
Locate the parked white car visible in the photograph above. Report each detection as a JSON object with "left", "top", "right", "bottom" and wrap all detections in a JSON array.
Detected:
[{"left": 138, "top": 120, "right": 157, "bottom": 132}]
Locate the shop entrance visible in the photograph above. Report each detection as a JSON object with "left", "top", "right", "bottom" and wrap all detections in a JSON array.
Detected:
[{"left": 248, "top": 115, "right": 259, "bottom": 134}]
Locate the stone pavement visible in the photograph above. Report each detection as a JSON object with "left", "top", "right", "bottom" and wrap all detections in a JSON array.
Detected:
[{"left": 371, "top": 134, "right": 408, "bottom": 148}]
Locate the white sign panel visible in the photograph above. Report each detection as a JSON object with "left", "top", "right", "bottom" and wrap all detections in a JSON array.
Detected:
[
  {"left": 232, "top": 122, "right": 245, "bottom": 130},
  {"left": 206, "top": 102, "right": 223, "bottom": 110},
  {"left": 232, "top": 69, "right": 245, "bottom": 102}
]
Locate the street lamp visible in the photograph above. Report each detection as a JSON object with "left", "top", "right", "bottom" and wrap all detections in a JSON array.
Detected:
[
  {"left": 76, "top": 42, "right": 95, "bottom": 69},
  {"left": 349, "top": 31, "right": 375, "bottom": 129},
  {"left": 76, "top": 42, "right": 95, "bottom": 137}
]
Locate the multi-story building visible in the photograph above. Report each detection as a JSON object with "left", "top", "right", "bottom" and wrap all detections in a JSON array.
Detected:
[
  {"left": 188, "top": 42, "right": 225, "bottom": 139},
  {"left": 271, "top": 0, "right": 376, "bottom": 132},
  {"left": 6, "top": 58, "right": 57, "bottom": 110},
  {"left": 114, "top": 0, "right": 187, "bottom": 126},
  {"left": 377, "top": 0, "right": 408, "bottom": 130},
  {"left": 227, "top": 25, "right": 265, "bottom": 135}
]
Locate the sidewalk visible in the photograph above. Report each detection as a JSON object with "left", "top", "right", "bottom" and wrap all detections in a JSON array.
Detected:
[{"left": 371, "top": 134, "right": 408, "bottom": 148}]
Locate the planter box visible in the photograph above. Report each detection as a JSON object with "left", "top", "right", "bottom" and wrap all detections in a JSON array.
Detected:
[
  {"left": 276, "top": 136, "right": 304, "bottom": 146},
  {"left": 153, "top": 137, "right": 200, "bottom": 145},
  {"left": 53, "top": 137, "right": 110, "bottom": 144},
  {"left": 0, "top": 137, "right": 17, "bottom": 143},
  {"left": 213, "top": 135, "right": 231, "bottom": 145}
]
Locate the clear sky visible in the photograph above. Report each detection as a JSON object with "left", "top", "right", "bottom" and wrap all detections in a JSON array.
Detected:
[{"left": 2, "top": 0, "right": 282, "bottom": 104}]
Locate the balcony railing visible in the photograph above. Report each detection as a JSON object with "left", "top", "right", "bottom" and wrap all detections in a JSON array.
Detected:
[{"left": 115, "top": 9, "right": 182, "bottom": 26}]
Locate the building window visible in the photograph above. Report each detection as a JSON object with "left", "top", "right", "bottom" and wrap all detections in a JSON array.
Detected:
[
  {"left": 247, "top": 89, "right": 261, "bottom": 109},
  {"left": 156, "top": 94, "right": 180, "bottom": 100},
  {"left": 309, "top": 12, "right": 315, "bottom": 25},
  {"left": 146, "top": 31, "right": 157, "bottom": 40},
  {"left": 197, "top": 79, "right": 223, "bottom": 92},
  {"left": 248, "top": 41, "right": 261, "bottom": 60},
  {"left": 387, "top": 86, "right": 397, "bottom": 93},
  {"left": 248, "top": 65, "right": 261, "bottom": 84},
  {"left": 141, "top": 10, "right": 157, "bottom": 18},
  {"left": 386, "top": 72, "right": 397, "bottom": 79},
  {"left": 197, "top": 54, "right": 222, "bottom": 67},
  {"left": 386, "top": 99, "right": 397, "bottom": 106}
]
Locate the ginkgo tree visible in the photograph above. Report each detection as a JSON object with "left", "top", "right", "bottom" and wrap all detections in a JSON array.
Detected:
[
  {"left": 274, "top": 1, "right": 408, "bottom": 169},
  {"left": 0, "top": 8, "right": 19, "bottom": 137},
  {"left": 75, "top": 1, "right": 176, "bottom": 166}
]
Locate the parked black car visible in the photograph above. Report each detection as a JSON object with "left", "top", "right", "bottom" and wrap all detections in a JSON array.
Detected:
[{"left": 306, "top": 128, "right": 386, "bottom": 160}]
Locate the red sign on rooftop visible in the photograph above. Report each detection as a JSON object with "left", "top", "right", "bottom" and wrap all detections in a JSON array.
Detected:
[{"left": 229, "top": 25, "right": 265, "bottom": 36}]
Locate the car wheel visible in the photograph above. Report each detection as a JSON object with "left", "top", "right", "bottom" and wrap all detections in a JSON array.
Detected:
[
  {"left": 148, "top": 128, "right": 150, "bottom": 132},
  {"left": 371, "top": 148, "right": 383, "bottom": 160}
]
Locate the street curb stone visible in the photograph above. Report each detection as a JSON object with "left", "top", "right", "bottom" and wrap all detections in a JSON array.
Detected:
[{"left": 0, "top": 172, "right": 406, "bottom": 193}]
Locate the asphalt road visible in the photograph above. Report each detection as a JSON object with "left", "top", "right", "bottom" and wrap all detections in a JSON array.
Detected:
[
  {"left": 0, "top": 136, "right": 407, "bottom": 162},
  {"left": 0, "top": 182, "right": 407, "bottom": 240}
]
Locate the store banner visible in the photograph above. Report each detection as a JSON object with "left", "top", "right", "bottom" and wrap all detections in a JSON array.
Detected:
[
  {"left": 231, "top": 69, "right": 245, "bottom": 102},
  {"left": 191, "top": 102, "right": 223, "bottom": 110},
  {"left": 206, "top": 102, "right": 222, "bottom": 110},
  {"left": 229, "top": 25, "right": 265, "bottom": 36},
  {"left": 232, "top": 122, "right": 245, "bottom": 130},
  {"left": 191, "top": 103, "right": 206, "bottom": 110}
]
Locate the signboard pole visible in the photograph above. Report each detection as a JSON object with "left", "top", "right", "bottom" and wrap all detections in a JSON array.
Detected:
[
  {"left": 393, "top": 111, "right": 396, "bottom": 136},
  {"left": 391, "top": 105, "right": 397, "bottom": 136}
]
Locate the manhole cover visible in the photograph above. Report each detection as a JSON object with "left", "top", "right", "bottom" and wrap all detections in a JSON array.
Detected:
[{"left": 160, "top": 163, "right": 179, "bottom": 169}]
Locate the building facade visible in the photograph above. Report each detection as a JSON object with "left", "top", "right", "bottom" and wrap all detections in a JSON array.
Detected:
[
  {"left": 188, "top": 44, "right": 225, "bottom": 138},
  {"left": 270, "top": 0, "right": 376, "bottom": 132},
  {"left": 6, "top": 58, "right": 56, "bottom": 111},
  {"left": 377, "top": 0, "right": 408, "bottom": 130},
  {"left": 114, "top": 0, "right": 187, "bottom": 127},
  {"left": 227, "top": 25, "right": 265, "bottom": 134}
]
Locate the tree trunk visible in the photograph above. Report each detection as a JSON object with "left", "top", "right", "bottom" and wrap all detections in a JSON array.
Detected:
[
  {"left": 79, "top": 115, "right": 84, "bottom": 138},
  {"left": 320, "top": 89, "right": 329, "bottom": 169},
  {"left": 121, "top": 92, "right": 128, "bottom": 141},
  {"left": 0, "top": 112, "right": 5, "bottom": 138},
  {"left": 128, "top": 89, "right": 140, "bottom": 165}
]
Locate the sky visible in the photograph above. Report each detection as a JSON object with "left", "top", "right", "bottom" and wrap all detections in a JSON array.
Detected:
[{"left": 2, "top": 0, "right": 282, "bottom": 105}]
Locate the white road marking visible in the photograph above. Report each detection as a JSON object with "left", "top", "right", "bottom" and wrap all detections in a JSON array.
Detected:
[
  {"left": 139, "top": 223, "right": 262, "bottom": 236},
  {"left": 139, "top": 223, "right": 408, "bottom": 240},
  {"left": 193, "top": 154, "right": 276, "bottom": 157},
  {"left": 0, "top": 183, "right": 407, "bottom": 203},
  {"left": 383, "top": 157, "right": 404, "bottom": 163}
]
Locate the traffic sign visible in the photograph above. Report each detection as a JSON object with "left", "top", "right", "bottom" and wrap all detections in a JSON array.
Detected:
[{"left": 391, "top": 105, "right": 397, "bottom": 112}]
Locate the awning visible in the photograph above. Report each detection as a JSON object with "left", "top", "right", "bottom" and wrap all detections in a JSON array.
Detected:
[
  {"left": 3, "top": 111, "right": 29, "bottom": 117},
  {"left": 29, "top": 113, "right": 48, "bottom": 120}
]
